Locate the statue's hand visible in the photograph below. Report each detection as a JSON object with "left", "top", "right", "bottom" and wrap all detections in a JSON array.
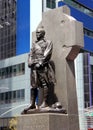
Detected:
[
  {"left": 35, "top": 63, "right": 41, "bottom": 68},
  {"left": 35, "top": 61, "right": 43, "bottom": 68}
]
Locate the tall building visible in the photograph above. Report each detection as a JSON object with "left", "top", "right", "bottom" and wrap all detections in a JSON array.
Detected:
[
  {"left": 57, "top": 0, "right": 93, "bottom": 129},
  {"left": 0, "top": 0, "right": 16, "bottom": 60},
  {"left": 0, "top": 0, "right": 43, "bottom": 128}
]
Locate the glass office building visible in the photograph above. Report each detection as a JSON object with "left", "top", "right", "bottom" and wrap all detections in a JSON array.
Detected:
[{"left": 0, "top": 0, "right": 16, "bottom": 60}]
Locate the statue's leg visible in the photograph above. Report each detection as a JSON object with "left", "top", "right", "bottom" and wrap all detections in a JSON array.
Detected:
[
  {"left": 29, "top": 88, "right": 37, "bottom": 109},
  {"left": 24, "top": 88, "right": 37, "bottom": 112},
  {"left": 28, "top": 69, "right": 38, "bottom": 109},
  {"left": 39, "top": 74, "right": 48, "bottom": 108}
]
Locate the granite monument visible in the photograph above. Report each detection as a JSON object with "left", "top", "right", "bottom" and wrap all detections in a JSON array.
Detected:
[{"left": 20, "top": 5, "right": 84, "bottom": 130}]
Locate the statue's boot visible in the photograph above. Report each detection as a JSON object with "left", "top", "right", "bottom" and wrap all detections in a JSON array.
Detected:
[
  {"left": 24, "top": 88, "right": 37, "bottom": 112},
  {"left": 39, "top": 86, "right": 48, "bottom": 108}
]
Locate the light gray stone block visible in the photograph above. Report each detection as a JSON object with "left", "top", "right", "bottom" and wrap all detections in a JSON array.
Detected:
[
  {"left": 17, "top": 113, "right": 79, "bottom": 130},
  {"left": 36, "top": 5, "right": 83, "bottom": 112}
]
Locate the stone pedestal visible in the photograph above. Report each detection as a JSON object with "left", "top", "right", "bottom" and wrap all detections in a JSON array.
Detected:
[{"left": 17, "top": 113, "right": 79, "bottom": 130}]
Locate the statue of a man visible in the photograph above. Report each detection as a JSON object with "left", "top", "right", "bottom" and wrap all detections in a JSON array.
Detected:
[{"left": 25, "top": 27, "right": 55, "bottom": 112}]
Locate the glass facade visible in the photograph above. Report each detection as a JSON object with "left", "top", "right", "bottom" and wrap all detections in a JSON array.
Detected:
[
  {"left": 0, "top": 89, "right": 25, "bottom": 104},
  {"left": 0, "top": 63, "right": 25, "bottom": 79},
  {"left": 0, "top": 0, "right": 16, "bottom": 60},
  {"left": 83, "top": 53, "right": 90, "bottom": 108},
  {"left": 63, "top": 0, "right": 93, "bottom": 17}
]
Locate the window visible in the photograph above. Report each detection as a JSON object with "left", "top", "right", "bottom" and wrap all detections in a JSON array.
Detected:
[
  {"left": 84, "top": 75, "right": 89, "bottom": 83},
  {"left": 84, "top": 93, "right": 90, "bottom": 102},
  {"left": 17, "top": 90, "right": 20, "bottom": 99},
  {"left": 8, "top": 91, "right": 12, "bottom": 102},
  {"left": 84, "top": 28, "right": 93, "bottom": 38},
  {"left": 0, "top": 93, "right": 5, "bottom": 104},
  {"left": 90, "top": 65, "right": 93, "bottom": 105},
  {"left": 5, "top": 92, "right": 8, "bottom": 103},
  {"left": 47, "top": 0, "right": 56, "bottom": 9},
  {"left": 84, "top": 102, "right": 90, "bottom": 108},
  {"left": 83, "top": 53, "right": 90, "bottom": 108},
  {"left": 0, "top": 89, "right": 25, "bottom": 104},
  {"left": 21, "top": 89, "right": 25, "bottom": 99},
  {"left": 84, "top": 84, "right": 89, "bottom": 93},
  {"left": 0, "top": 63, "right": 25, "bottom": 79}
]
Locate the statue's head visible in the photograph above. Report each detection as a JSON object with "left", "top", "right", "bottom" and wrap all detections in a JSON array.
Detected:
[{"left": 36, "top": 27, "right": 45, "bottom": 40}]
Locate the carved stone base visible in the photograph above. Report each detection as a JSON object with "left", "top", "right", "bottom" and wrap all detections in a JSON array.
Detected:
[
  {"left": 17, "top": 113, "right": 79, "bottom": 130},
  {"left": 21, "top": 107, "right": 67, "bottom": 114}
]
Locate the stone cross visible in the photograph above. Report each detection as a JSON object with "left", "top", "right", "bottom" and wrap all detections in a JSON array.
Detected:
[{"left": 35, "top": 5, "right": 84, "bottom": 130}]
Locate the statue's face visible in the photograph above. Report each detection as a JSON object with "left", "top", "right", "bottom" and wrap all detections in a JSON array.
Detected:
[
  {"left": 36, "top": 30, "right": 42, "bottom": 39},
  {"left": 36, "top": 28, "right": 45, "bottom": 40}
]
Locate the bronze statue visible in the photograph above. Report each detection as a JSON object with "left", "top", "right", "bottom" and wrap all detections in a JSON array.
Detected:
[{"left": 24, "top": 27, "right": 55, "bottom": 113}]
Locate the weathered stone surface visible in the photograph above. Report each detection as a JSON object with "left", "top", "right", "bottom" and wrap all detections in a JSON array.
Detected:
[
  {"left": 35, "top": 5, "right": 83, "bottom": 114},
  {"left": 17, "top": 113, "right": 79, "bottom": 130}
]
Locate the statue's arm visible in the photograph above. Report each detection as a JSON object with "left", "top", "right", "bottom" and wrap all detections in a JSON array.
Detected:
[
  {"left": 28, "top": 44, "right": 34, "bottom": 68},
  {"left": 28, "top": 51, "right": 32, "bottom": 68},
  {"left": 43, "top": 41, "right": 53, "bottom": 62}
]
